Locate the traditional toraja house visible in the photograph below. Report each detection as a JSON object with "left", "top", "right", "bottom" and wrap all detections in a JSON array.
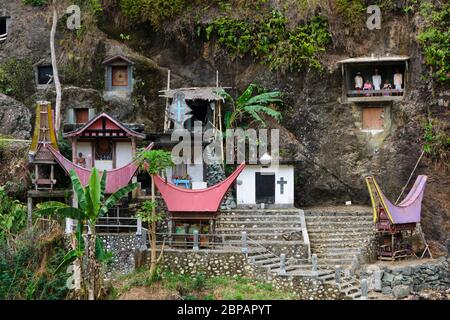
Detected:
[
  {"left": 27, "top": 101, "right": 72, "bottom": 227},
  {"left": 61, "top": 112, "right": 145, "bottom": 172},
  {"left": 365, "top": 175, "right": 429, "bottom": 261}
]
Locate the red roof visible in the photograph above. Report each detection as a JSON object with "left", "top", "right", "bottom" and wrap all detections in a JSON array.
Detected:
[{"left": 63, "top": 112, "right": 145, "bottom": 139}]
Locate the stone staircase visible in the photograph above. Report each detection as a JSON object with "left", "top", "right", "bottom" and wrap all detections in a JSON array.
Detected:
[
  {"left": 304, "top": 206, "right": 375, "bottom": 267},
  {"left": 217, "top": 206, "right": 374, "bottom": 299}
]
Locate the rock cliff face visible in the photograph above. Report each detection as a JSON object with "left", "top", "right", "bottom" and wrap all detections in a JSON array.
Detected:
[{"left": 0, "top": 1, "right": 448, "bottom": 255}]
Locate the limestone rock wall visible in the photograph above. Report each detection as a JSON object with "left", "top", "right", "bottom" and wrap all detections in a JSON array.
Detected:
[{"left": 0, "top": 1, "right": 448, "bottom": 255}]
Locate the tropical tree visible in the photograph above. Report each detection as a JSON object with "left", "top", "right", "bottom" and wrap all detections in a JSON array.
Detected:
[
  {"left": 34, "top": 168, "right": 137, "bottom": 300},
  {"left": 217, "top": 83, "right": 283, "bottom": 129},
  {"left": 136, "top": 149, "right": 173, "bottom": 279}
]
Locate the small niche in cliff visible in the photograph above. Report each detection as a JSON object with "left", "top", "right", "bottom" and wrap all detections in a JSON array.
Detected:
[
  {"left": 0, "top": 16, "right": 10, "bottom": 43},
  {"left": 338, "top": 56, "right": 409, "bottom": 103},
  {"left": 102, "top": 55, "right": 134, "bottom": 101},
  {"left": 35, "top": 65, "right": 54, "bottom": 88}
]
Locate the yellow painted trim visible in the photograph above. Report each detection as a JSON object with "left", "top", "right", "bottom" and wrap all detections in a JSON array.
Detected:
[
  {"left": 365, "top": 177, "right": 378, "bottom": 223},
  {"left": 46, "top": 103, "right": 59, "bottom": 150},
  {"left": 29, "top": 103, "right": 41, "bottom": 152},
  {"left": 372, "top": 177, "right": 395, "bottom": 224}
]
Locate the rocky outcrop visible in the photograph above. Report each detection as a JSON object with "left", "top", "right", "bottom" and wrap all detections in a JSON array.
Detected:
[{"left": 0, "top": 94, "right": 32, "bottom": 139}]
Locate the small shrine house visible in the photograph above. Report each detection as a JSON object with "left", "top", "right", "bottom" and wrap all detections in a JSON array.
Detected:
[{"left": 63, "top": 112, "right": 145, "bottom": 172}]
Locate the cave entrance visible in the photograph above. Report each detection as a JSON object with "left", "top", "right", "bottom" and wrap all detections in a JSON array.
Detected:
[{"left": 185, "top": 100, "right": 213, "bottom": 131}]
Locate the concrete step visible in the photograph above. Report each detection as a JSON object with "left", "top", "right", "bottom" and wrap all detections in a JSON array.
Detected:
[
  {"left": 250, "top": 253, "right": 275, "bottom": 261},
  {"left": 254, "top": 257, "right": 280, "bottom": 266},
  {"left": 311, "top": 257, "right": 355, "bottom": 265},
  {"left": 222, "top": 209, "right": 302, "bottom": 214},
  {"left": 303, "top": 206, "right": 372, "bottom": 216},
  {"left": 218, "top": 233, "right": 304, "bottom": 241},
  {"left": 305, "top": 215, "right": 372, "bottom": 222},
  {"left": 219, "top": 215, "right": 302, "bottom": 221},
  {"left": 306, "top": 218, "right": 373, "bottom": 228},
  {"left": 349, "top": 291, "right": 362, "bottom": 299},
  {"left": 312, "top": 247, "right": 360, "bottom": 254},
  {"left": 216, "top": 227, "right": 302, "bottom": 233},
  {"left": 307, "top": 226, "right": 374, "bottom": 233},
  {"left": 217, "top": 220, "right": 302, "bottom": 226},
  {"left": 308, "top": 235, "right": 372, "bottom": 242}
]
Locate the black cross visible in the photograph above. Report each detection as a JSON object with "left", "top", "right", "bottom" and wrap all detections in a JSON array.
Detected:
[{"left": 277, "top": 177, "right": 287, "bottom": 194}]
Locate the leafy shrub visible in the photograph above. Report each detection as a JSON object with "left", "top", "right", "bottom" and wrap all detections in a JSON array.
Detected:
[
  {"left": 0, "top": 58, "right": 35, "bottom": 103},
  {"left": 205, "top": 11, "right": 330, "bottom": 72},
  {"left": 119, "top": 0, "right": 187, "bottom": 29},
  {"left": 423, "top": 120, "right": 449, "bottom": 165},
  {"left": 22, "top": 0, "right": 47, "bottom": 6},
  {"left": 0, "top": 186, "right": 27, "bottom": 244},
  {"left": 416, "top": 2, "right": 450, "bottom": 83},
  {"left": 0, "top": 227, "right": 69, "bottom": 300}
]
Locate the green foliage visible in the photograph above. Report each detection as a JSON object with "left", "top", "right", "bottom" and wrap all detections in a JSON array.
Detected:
[
  {"left": 137, "top": 149, "right": 174, "bottom": 176},
  {"left": 119, "top": 0, "right": 187, "bottom": 29},
  {"left": 423, "top": 120, "right": 449, "bottom": 165},
  {"left": 416, "top": 2, "right": 450, "bottom": 83},
  {"left": 57, "top": 132, "right": 72, "bottom": 160},
  {"left": 0, "top": 227, "right": 69, "bottom": 300},
  {"left": 206, "top": 11, "right": 330, "bottom": 72},
  {"left": 34, "top": 169, "right": 138, "bottom": 267},
  {"left": 22, "top": 0, "right": 47, "bottom": 6},
  {"left": 0, "top": 186, "right": 27, "bottom": 244},
  {"left": 334, "top": 0, "right": 365, "bottom": 29},
  {"left": 136, "top": 200, "right": 165, "bottom": 224},
  {"left": 0, "top": 58, "right": 35, "bottom": 103},
  {"left": 217, "top": 83, "right": 282, "bottom": 129}
]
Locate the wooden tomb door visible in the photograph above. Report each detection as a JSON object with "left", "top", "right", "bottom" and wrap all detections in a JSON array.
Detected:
[
  {"left": 362, "top": 107, "right": 384, "bottom": 130},
  {"left": 255, "top": 172, "right": 275, "bottom": 204},
  {"left": 111, "top": 66, "right": 129, "bottom": 87}
]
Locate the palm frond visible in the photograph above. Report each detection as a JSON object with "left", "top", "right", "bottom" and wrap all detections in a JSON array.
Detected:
[{"left": 69, "top": 169, "right": 87, "bottom": 211}]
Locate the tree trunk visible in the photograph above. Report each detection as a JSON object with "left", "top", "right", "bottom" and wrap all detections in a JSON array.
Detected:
[
  {"left": 87, "top": 224, "right": 97, "bottom": 300},
  {"left": 149, "top": 177, "right": 157, "bottom": 278},
  {"left": 50, "top": 0, "right": 62, "bottom": 131}
]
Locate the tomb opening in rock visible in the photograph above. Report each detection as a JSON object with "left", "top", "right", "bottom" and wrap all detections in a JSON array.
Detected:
[
  {"left": 338, "top": 56, "right": 409, "bottom": 103},
  {"left": 37, "top": 65, "right": 54, "bottom": 86}
]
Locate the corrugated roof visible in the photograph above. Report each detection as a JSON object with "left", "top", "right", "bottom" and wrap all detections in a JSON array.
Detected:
[
  {"left": 159, "top": 87, "right": 231, "bottom": 101},
  {"left": 338, "top": 55, "right": 410, "bottom": 64}
]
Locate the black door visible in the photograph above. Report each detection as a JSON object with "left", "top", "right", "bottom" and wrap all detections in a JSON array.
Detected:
[{"left": 255, "top": 172, "right": 275, "bottom": 204}]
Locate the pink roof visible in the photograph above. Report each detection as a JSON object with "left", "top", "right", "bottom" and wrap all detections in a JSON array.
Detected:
[
  {"left": 63, "top": 112, "right": 145, "bottom": 139},
  {"left": 153, "top": 163, "right": 246, "bottom": 212}
]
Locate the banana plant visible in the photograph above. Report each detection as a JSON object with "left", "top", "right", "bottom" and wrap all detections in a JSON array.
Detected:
[
  {"left": 216, "top": 83, "right": 283, "bottom": 130},
  {"left": 35, "top": 168, "right": 137, "bottom": 298}
]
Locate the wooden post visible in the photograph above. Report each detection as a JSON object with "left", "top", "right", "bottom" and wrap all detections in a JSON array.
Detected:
[
  {"left": 72, "top": 138, "right": 77, "bottom": 162},
  {"left": 164, "top": 69, "right": 171, "bottom": 132},
  {"left": 34, "top": 164, "right": 39, "bottom": 190},
  {"left": 27, "top": 196, "right": 33, "bottom": 228},
  {"left": 193, "top": 230, "right": 199, "bottom": 251},
  {"left": 278, "top": 254, "right": 286, "bottom": 276}
]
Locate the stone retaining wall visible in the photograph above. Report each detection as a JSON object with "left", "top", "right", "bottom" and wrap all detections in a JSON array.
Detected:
[
  {"left": 363, "top": 258, "right": 449, "bottom": 298},
  {"left": 154, "top": 249, "right": 342, "bottom": 299},
  {"left": 99, "top": 234, "right": 138, "bottom": 277}
]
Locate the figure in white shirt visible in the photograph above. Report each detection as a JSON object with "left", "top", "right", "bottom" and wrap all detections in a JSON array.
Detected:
[
  {"left": 354, "top": 72, "right": 363, "bottom": 89},
  {"left": 393, "top": 68, "right": 403, "bottom": 90},
  {"left": 372, "top": 69, "right": 382, "bottom": 95}
]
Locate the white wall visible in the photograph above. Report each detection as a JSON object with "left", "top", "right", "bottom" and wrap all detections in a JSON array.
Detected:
[
  {"left": 116, "top": 142, "right": 133, "bottom": 168},
  {"left": 187, "top": 163, "right": 203, "bottom": 182},
  {"left": 236, "top": 165, "right": 295, "bottom": 205},
  {"left": 76, "top": 141, "right": 92, "bottom": 167}
]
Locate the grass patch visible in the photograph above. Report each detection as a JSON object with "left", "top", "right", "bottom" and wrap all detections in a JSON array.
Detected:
[{"left": 115, "top": 269, "right": 295, "bottom": 300}]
